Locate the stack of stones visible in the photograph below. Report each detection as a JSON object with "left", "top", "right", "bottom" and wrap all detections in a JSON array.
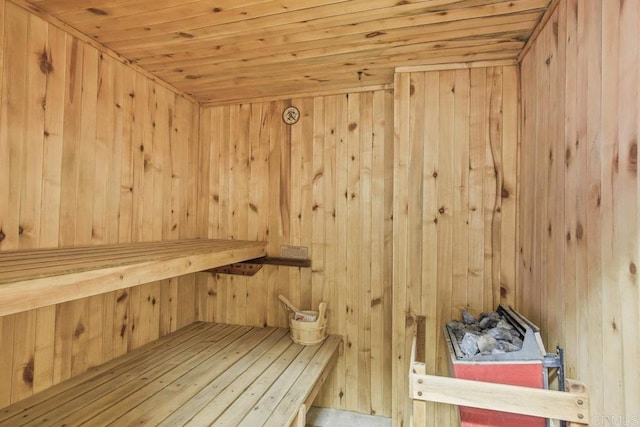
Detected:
[{"left": 447, "top": 310, "right": 524, "bottom": 358}]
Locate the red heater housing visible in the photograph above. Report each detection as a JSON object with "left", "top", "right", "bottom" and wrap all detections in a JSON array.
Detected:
[{"left": 444, "top": 306, "right": 548, "bottom": 427}]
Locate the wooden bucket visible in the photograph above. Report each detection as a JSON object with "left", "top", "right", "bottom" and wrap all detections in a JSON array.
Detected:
[{"left": 279, "top": 295, "right": 328, "bottom": 345}]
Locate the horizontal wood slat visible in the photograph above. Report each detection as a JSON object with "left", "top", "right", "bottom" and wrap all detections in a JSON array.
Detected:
[
  {"left": 17, "top": 0, "right": 552, "bottom": 104},
  {"left": 409, "top": 373, "right": 589, "bottom": 424},
  {"left": 0, "top": 322, "right": 341, "bottom": 427},
  {"left": 0, "top": 0, "right": 205, "bottom": 410},
  {"left": 0, "top": 239, "right": 267, "bottom": 316}
]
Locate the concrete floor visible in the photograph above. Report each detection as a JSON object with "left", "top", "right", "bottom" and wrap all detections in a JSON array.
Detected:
[{"left": 306, "top": 407, "right": 392, "bottom": 427}]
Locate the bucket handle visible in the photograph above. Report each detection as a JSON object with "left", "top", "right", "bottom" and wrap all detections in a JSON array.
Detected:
[
  {"left": 318, "top": 301, "right": 327, "bottom": 323},
  {"left": 278, "top": 295, "right": 301, "bottom": 313}
]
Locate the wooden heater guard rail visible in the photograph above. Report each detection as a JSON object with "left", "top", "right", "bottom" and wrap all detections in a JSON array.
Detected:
[
  {"left": 0, "top": 238, "right": 267, "bottom": 317},
  {"left": 409, "top": 318, "right": 590, "bottom": 427}
]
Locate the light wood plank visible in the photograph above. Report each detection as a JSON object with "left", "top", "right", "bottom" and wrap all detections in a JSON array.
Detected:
[
  {"left": 345, "top": 92, "right": 361, "bottom": 411},
  {"left": 186, "top": 337, "right": 303, "bottom": 426},
  {"left": 263, "top": 335, "right": 341, "bottom": 427},
  {"left": 20, "top": 11, "right": 48, "bottom": 251},
  {"left": 1, "top": 1, "right": 203, "bottom": 409},
  {"left": 2, "top": 2, "right": 29, "bottom": 251},
  {"left": 201, "top": 84, "right": 392, "bottom": 107},
  {"left": 75, "top": 42, "right": 99, "bottom": 246},
  {"left": 11, "top": 0, "right": 551, "bottom": 105},
  {"left": 9, "top": 0, "right": 198, "bottom": 103},
  {"left": 106, "top": 0, "right": 546, "bottom": 53},
  {"left": 391, "top": 71, "right": 410, "bottom": 425},
  {"left": 0, "top": 322, "right": 216, "bottom": 423},
  {"left": 0, "top": 0, "right": 8, "bottom": 253},
  {"left": 410, "top": 373, "right": 589, "bottom": 424},
  {"left": 11, "top": 324, "right": 240, "bottom": 425},
  {"left": 612, "top": 0, "right": 639, "bottom": 418},
  {"left": 468, "top": 67, "right": 486, "bottom": 316},
  {"left": 487, "top": 66, "right": 503, "bottom": 308},
  {"left": 393, "top": 66, "right": 518, "bottom": 426},
  {"left": 110, "top": 327, "right": 277, "bottom": 425},
  {"left": 451, "top": 69, "right": 470, "bottom": 314},
  {"left": 369, "top": 89, "right": 389, "bottom": 417},
  {"left": 158, "top": 330, "right": 293, "bottom": 426},
  {"left": 500, "top": 65, "right": 519, "bottom": 306},
  {"left": 33, "top": 306, "right": 55, "bottom": 393},
  {"left": 0, "top": 240, "right": 266, "bottom": 316},
  {"left": 334, "top": 93, "right": 349, "bottom": 410},
  {"left": 39, "top": 25, "right": 66, "bottom": 249},
  {"left": 420, "top": 70, "right": 440, "bottom": 426},
  {"left": 0, "top": 315, "right": 16, "bottom": 407},
  {"left": 517, "top": 0, "right": 640, "bottom": 422},
  {"left": 357, "top": 91, "right": 373, "bottom": 415}
]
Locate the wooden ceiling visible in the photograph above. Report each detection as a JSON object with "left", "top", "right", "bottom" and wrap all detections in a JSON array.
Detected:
[{"left": 22, "top": 0, "right": 551, "bottom": 105}]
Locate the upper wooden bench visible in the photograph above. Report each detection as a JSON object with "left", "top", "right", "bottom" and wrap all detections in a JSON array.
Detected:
[{"left": 0, "top": 239, "right": 267, "bottom": 317}]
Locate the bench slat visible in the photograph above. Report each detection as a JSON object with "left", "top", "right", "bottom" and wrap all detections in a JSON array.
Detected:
[
  {"left": 189, "top": 342, "right": 308, "bottom": 426},
  {"left": 0, "top": 239, "right": 267, "bottom": 316},
  {"left": 157, "top": 330, "right": 294, "bottom": 426},
  {"left": 266, "top": 335, "right": 342, "bottom": 427},
  {"left": 0, "top": 240, "right": 227, "bottom": 272},
  {"left": 0, "top": 321, "right": 213, "bottom": 422},
  {"left": 0, "top": 322, "right": 341, "bottom": 427},
  {"left": 85, "top": 326, "right": 262, "bottom": 425}
]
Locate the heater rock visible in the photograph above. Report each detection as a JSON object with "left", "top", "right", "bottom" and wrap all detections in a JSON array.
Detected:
[
  {"left": 478, "top": 312, "right": 501, "bottom": 329},
  {"left": 477, "top": 334, "right": 499, "bottom": 354},
  {"left": 496, "top": 319, "right": 514, "bottom": 330},
  {"left": 488, "top": 326, "right": 513, "bottom": 342},
  {"left": 447, "top": 320, "right": 464, "bottom": 331},
  {"left": 500, "top": 341, "right": 521, "bottom": 352},
  {"left": 460, "top": 332, "right": 480, "bottom": 356},
  {"left": 447, "top": 309, "right": 525, "bottom": 359},
  {"left": 461, "top": 310, "right": 476, "bottom": 325}
]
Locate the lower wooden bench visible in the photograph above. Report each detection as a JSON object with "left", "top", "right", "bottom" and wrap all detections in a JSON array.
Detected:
[{"left": 0, "top": 322, "right": 341, "bottom": 427}]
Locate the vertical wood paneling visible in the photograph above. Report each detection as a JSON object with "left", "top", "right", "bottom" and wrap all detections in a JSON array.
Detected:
[
  {"left": 199, "top": 89, "right": 394, "bottom": 417},
  {"left": 393, "top": 66, "right": 518, "bottom": 426},
  {"left": 420, "top": 71, "right": 440, "bottom": 422},
  {"left": 519, "top": 0, "right": 639, "bottom": 421},
  {"left": 392, "top": 72, "right": 410, "bottom": 424},
  {"left": 0, "top": 2, "right": 200, "bottom": 405}
]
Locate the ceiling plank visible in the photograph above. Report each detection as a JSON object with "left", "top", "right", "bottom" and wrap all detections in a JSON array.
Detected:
[
  {"left": 10, "top": 0, "right": 199, "bottom": 104},
  {"left": 106, "top": 0, "right": 548, "bottom": 53},
  {"left": 23, "top": 0, "right": 551, "bottom": 104},
  {"left": 137, "top": 12, "right": 539, "bottom": 70}
]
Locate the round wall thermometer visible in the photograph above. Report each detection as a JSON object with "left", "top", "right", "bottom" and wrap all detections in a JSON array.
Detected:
[{"left": 282, "top": 106, "right": 300, "bottom": 125}]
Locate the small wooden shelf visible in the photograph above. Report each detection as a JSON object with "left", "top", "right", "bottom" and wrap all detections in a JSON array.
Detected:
[
  {"left": 207, "top": 256, "right": 312, "bottom": 276},
  {"left": 0, "top": 239, "right": 267, "bottom": 316}
]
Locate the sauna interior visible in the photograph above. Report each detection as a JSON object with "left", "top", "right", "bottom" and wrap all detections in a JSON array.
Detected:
[{"left": 0, "top": 0, "right": 638, "bottom": 425}]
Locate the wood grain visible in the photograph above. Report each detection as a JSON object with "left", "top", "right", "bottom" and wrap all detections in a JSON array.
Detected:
[
  {"left": 393, "top": 65, "right": 519, "bottom": 426},
  {"left": 0, "top": 1, "right": 201, "bottom": 405},
  {"left": 0, "top": 323, "right": 341, "bottom": 427},
  {"left": 410, "top": 374, "right": 589, "bottom": 424},
  {"left": 13, "top": 0, "right": 550, "bottom": 104},
  {"left": 518, "top": 0, "right": 639, "bottom": 421},
  {"left": 198, "top": 90, "right": 394, "bottom": 416}
]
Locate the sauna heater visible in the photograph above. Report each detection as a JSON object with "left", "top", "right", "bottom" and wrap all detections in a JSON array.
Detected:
[{"left": 444, "top": 305, "right": 561, "bottom": 427}]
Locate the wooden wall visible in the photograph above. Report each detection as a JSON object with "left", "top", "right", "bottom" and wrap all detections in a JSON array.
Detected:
[
  {"left": 0, "top": 0, "right": 201, "bottom": 406},
  {"left": 197, "top": 91, "right": 395, "bottom": 416},
  {"left": 7, "top": 0, "right": 637, "bottom": 424},
  {"left": 518, "top": 0, "right": 639, "bottom": 421},
  {"left": 392, "top": 66, "right": 519, "bottom": 426}
]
